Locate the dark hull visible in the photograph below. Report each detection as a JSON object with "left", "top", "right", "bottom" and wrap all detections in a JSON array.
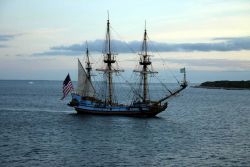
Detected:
[
  {"left": 74, "top": 105, "right": 167, "bottom": 117},
  {"left": 70, "top": 93, "right": 169, "bottom": 117}
]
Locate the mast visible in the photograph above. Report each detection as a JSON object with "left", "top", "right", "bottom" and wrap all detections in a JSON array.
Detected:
[
  {"left": 95, "top": 15, "right": 124, "bottom": 105},
  {"left": 104, "top": 17, "right": 115, "bottom": 105},
  {"left": 184, "top": 68, "right": 186, "bottom": 84},
  {"left": 140, "top": 23, "right": 151, "bottom": 102},
  {"left": 133, "top": 22, "right": 158, "bottom": 102},
  {"left": 85, "top": 42, "right": 92, "bottom": 79}
]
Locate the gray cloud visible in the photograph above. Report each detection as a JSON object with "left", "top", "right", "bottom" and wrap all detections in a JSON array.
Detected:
[
  {"left": 153, "top": 36, "right": 250, "bottom": 52},
  {"left": 0, "top": 34, "right": 22, "bottom": 48},
  {"left": 165, "top": 58, "right": 250, "bottom": 71},
  {"left": 0, "top": 44, "right": 7, "bottom": 48},
  {"left": 34, "top": 39, "right": 136, "bottom": 56},
  {"left": 33, "top": 36, "right": 250, "bottom": 56},
  {"left": 0, "top": 34, "right": 21, "bottom": 41}
]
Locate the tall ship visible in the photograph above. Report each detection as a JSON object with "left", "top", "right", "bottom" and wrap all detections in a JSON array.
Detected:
[{"left": 66, "top": 17, "right": 187, "bottom": 117}]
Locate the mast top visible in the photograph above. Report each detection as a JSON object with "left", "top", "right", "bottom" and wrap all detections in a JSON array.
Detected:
[
  {"left": 107, "top": 10, "right": 110, "bottom": 22},
  {"left": 144, "top": 20, "right": 148, "bottom": 37},
  {"left": 85, "top": 41, "right": 88, "bottom": 47},
  {"left": 84, "top": 41, "right": 92, "bottom": 79},
  {"left": 85, "top": 41, "right": 88, "bottom": 53}
]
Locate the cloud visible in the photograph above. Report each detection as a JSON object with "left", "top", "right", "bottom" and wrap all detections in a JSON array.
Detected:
[
  {"left": 0, "top": 34, "right": 21, "bottom": 41},
  {"left": 33, "top": 39, "right": 134, "bottom": 56},
  {"left": 33, "top": 36, "right": 250, "bottom": 56},
  {"left": 164, "top": 58, "right": 250, "bottom": 71},
  {"left": 0, "top": 35, "right": 15, "bottom": 41},
  {"left": 152, "top": 36, "right": 250, "bottom": 52},
  {"left": 0, "top": 34, "right": 22, "bottom": 48},
  {"left": 0, "top": 44, "right": 7, "bottom": 48}
]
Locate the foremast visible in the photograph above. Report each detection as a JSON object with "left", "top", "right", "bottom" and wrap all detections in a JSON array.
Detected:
[
  {"left": 134, "top": 23, "right": 157, "bottom": 103},
  {"left": 134, "top": 23, "right": 187, "bottom": 106}
]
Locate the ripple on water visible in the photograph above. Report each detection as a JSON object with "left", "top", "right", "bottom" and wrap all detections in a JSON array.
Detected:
[{"left": 0, "top": 81, "right": 250, "bottom": 166}]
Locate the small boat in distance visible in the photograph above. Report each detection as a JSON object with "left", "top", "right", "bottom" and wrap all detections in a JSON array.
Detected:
[{"left": 66, "top": 17, "right": 187, "bottom": 117}]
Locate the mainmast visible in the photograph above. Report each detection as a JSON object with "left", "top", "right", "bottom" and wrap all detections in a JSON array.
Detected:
[
  {"left": 95, "top": 15, "right": 124, "bottom": 105},
  {"left": 103, "top": 17, "right": 116, "bottom": 105},
  {"left": 139, "top": 24, "right": 152, "bottom": 102}
]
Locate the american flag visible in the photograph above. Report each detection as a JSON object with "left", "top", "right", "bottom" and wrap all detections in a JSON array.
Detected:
[{"left": 61, "top": 74, "right": 74, "bottom": 100}]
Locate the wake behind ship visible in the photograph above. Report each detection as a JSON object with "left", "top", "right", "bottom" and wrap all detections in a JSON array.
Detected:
[{"left": 65, "top": 17, "right": 187, "bottom": 117}]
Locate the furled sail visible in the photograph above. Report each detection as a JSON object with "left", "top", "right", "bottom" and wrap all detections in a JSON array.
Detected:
[{"left": 77, "top": 59, "right": 95, "bottom": 97}]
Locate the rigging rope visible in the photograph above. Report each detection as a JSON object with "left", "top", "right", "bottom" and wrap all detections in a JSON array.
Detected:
[
  {"left": 110, "top": 26, "right": 137, "bottom": 54},
  {"left": 118, "top": 73, "right": 144, "bottom": 101},
  {"left": 154, "top": 75, "right": 173, "bottom": 94},
  {"left": 111, "top": 26, "right": 181, "bottom": 87},
  {"left": 106, "top": 25, "right": 182, "bottom": 102},
  {"left": 146, "top": 35, "right": 181, "bottom": 85}
]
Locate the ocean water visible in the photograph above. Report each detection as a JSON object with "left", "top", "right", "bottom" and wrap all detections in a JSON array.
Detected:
[{"left": 0, "top": 80, "right": 250, "bottom": 166}]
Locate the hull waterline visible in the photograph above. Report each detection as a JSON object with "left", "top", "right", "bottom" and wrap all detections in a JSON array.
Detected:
[
  {"left": 74, "top": 107, "right": 165, "bottom": 117},
  {"left": 68, "top": 94, "right": 168, "bottom": 117}
]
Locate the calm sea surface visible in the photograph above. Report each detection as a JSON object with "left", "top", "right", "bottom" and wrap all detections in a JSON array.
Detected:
[{"left": 0, "top": 80, "right": 250, "bottom": 166}]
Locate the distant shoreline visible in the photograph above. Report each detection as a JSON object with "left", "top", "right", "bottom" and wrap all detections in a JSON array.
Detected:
[
  {"left": 194, "top": 80, "right": 250, "bottom": 90},
  {"left": 193, "top": 86, "right": 250, "bottom": 90}
]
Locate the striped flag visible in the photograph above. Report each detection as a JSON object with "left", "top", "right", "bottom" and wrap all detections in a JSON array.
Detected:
[{"left": 61, "top": 74, "right": 74, "bottom": 100}]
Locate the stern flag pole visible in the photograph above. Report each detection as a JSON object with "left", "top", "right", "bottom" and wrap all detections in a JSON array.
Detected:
[{"left": 61, "top": 73, "right": 74, "bottom": 100}]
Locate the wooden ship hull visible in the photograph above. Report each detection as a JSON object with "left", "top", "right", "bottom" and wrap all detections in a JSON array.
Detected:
[
  {"left": 75, "top": 107, "right": 165, "bottom": 117},
  {"left": 68, "top": 94, "right": 168, "bottom": 117}
]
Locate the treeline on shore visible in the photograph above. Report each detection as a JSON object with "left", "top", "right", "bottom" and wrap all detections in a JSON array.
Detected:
[{"left": 200, "top": 80, "right": 250, "bottom": 89}]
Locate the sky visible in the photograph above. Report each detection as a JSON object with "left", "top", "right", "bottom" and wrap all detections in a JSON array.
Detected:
[{"left": 0, "top": 0, "right": 250, "bottom": 83}]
